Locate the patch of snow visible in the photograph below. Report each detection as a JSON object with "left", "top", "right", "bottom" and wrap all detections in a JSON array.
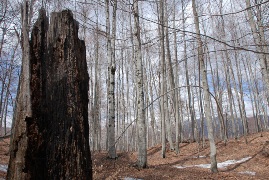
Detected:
[
  {"left": 195, "top": 164, "right": 211, "bottom": 169},
  {"left": 192, "top": 155, "right": 206, "bottom": 158},
  {"left": 216, "top": 157, "right": 251, "bottom": 169},
  {"left": 174, "top": 157, "right": 252, "bottom": 169},
  {"left": 0, "top": 164, "right": 8, "bottom": 172},
  {"left": 174, "top": 165, "right": 192, "bottom": 169},
  {"left": 239, "top": 171, "right": 256, "bottom": 176}
]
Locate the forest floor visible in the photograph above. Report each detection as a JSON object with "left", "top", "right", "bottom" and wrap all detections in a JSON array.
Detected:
[
  {"left": 0, "top": 138, "right": 9, "bottom": 179},
  {"left": 0, "top": 132, "right": 269, "bottom": 179},
  {"left": 92, "top": 132, "right": 269, "bottom": 180}
]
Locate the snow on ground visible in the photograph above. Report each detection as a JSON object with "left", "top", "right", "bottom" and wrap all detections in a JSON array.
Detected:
[
  {"left": 192, "top": 155, "right": 206, "bottom": 158},
  {"left": 0, "top": 164, "right": 8, "bottom": 172},
  {"left": 238, "top": 171, "right": 256, "bottom": 176},
  {"left": 174, "top": 156, "right": 252, "bottom": 169}
]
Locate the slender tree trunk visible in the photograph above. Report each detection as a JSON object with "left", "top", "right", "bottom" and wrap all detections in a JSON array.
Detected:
[
  {"left": 220, "top": 51, "right": 233, "bottom": 141},
  {"left": 106, "top": 0, "right": 117, "bottom": 158},
  {"left": 92, "top": 10, "right": 100, "bottom": 151},
  {"left": 163, "top": 0, "right": 175, "bottom": 151},
  {"left": 181, "top": 0, "right": 196, "bottom": 143},
  {"left": 233, "top": 49, "right": 248, "bottom": 139},
  {"left": 209, "top": 43, "right": 225, "bottom": 140},
  {"left": 120, "top": 43, "right": 126, "bottom": 151},
  {"left": 149, "top": 86, "right": 156, "bottom": 146},
  {"left": 126, "top": 51, "right": 131, "bottom": 151},
  {"left": 216, "top": 0, "right": 236, "bottom": 140},
  {"left": 133, "top": 0, "right": 147, "bottom": 168},
  {"left": 192, "top": 0, "right": 218, "bottom": 173},
  {"left": 158, "top": 0, "right": 166, "bottom": 158},
  {"left": 173, "top": 0, "right": 181, "bottom": 154}
]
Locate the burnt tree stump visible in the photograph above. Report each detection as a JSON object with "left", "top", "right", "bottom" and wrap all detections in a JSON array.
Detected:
[{"left": 7, "top": 9, "right": 92, "bottom": 179}]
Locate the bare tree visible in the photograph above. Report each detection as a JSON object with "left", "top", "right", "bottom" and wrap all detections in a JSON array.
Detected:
[
  {"left": 163, "top": 0, "right": 175, "bottom": 151},
  {"left": 159, "top": 0, "right": 166, "bottom": 158},
  {"left": 133, "top": 0, "right": 147, "bottom": 168},
  {"left": 106, "top": 0, "right": 117, "bottom": 159},
  {"left": 191, "top": 0, "right": 218, "bottom": 173},
  {"left": 181, "top": 0, "right": 196, "bottom": 143},
  {"left": 245, "top": 0, "right": 269, "bottom": 107}
]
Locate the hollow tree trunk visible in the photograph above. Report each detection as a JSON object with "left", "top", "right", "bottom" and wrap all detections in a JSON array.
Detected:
[{"left": 7, "top": 9, "right": 92, "bottom": 179}]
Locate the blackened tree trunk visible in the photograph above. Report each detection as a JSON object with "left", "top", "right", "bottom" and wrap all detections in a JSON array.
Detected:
[
  {"left": 45, "top": 9, "right": 91, "bottom": 179},
  {"left": 7, "top": 9, "right": 92, "bottom": 179}
]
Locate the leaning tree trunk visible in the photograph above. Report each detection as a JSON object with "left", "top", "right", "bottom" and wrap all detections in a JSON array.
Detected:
[{"left": 7, "top": 9, "right": 92, "bottom": 179}]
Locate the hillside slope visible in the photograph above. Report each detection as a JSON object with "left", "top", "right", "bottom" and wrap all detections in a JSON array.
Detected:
[
  {"left": 93, "top": 132, "right": 269, "bottom": 179},
  {"left": 1, "top": 132, "right": 269, "bottom": 179}
]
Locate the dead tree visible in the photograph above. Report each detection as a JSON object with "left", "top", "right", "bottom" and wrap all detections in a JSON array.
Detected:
[{"left": 7, "top": 9, "right": 92, "bottom": 179}]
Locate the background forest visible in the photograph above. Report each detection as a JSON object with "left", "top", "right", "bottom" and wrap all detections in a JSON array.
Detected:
[{"left": 1, "top": 0, "right": 269, "bottom": 171}]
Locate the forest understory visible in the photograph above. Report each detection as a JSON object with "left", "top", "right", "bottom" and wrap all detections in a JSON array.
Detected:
[{"left": 1, "top": 132, "right": 269, "bottom": 179}]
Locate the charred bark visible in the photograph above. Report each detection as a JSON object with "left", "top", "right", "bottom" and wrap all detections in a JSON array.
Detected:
[{"left": 7, "top": 9, "right": 92, "bottom": 179}]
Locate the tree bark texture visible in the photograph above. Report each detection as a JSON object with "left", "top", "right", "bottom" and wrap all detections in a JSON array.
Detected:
[
  {"left": 106, "top": 0, "right": 117, "bottom": 159},
  {"left": 133, "top": 0, "right": 147, "bottom": 168},
  {"left": 7, "top": 9, "right": 92, "bottom": 179},
  {"left": 7, "top": 1, "right": 32, "bottom": 179}
]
